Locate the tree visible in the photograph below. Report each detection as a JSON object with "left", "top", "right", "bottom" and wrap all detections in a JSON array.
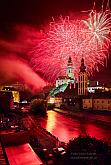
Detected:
[
  {"left": 30, "top": 99, "right": 47, "bottom": 115},
  {"left": 55, "top": 135, "right": 111, "bottom": 165}
]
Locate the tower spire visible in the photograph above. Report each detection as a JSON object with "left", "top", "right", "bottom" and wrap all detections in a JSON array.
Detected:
[
  {"left": 78, "top": 58, "right": 88, "bottom": 96},
  {"left": 67, "top": 56, "right": 72, "bottom": 66},
  {"left": 80, "top": 58, "right": 86, "bottom": 72}
]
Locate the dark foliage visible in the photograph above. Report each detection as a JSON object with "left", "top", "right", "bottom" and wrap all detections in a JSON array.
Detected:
[
  {"left": 55, "top": 135, "right": 111, "bottom": 165},
  {"left": 47, "top": 103, "right": 55, "bottom": 110},
  {"left": 30, "top": 99, "right": 47, "bottom": 115}
]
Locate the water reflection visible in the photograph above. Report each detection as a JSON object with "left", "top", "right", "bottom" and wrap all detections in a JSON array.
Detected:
[
  {"left": 37, "top": 110, "right": 111, "bottom": 144},
  {"left": 46, "top": 111, "right": 56, "bottom": 132},
  {"left": 86, "top": 124, "right": 109, "bottom": 142}
]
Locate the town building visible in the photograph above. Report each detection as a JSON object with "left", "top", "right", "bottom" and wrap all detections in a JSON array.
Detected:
[
  {"left": 78, "top": 58, "right": 88, "bottom": 96},
  {"left": 56, "top": 56, "right": 75, "bottom": 87},
  {"left": 0, "top": 91, "right": 13, "bottom": 113},
  {"left": 83, "top": 92, "right": 111, "bottom": 111},
  {"left": 87, "top": 80, "right": 104, "bottom": 93},
  {"left": 50, "top": 83, "right": 82, "bottom": 109},
  {"left": 1, "top": 86, "right": 20, "bottom": 103}
]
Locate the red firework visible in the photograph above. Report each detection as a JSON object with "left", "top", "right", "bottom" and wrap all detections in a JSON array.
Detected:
[{"left": 29, "top": 8, "right": 111, "bottom": 82}]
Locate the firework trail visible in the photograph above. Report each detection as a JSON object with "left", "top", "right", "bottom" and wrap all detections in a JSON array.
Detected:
[
  {"left": 30, "top": 4, "right": 111, "bottom": 82},
  {"left": 83, "top": 7, "right": 111, "bottom": 49}
]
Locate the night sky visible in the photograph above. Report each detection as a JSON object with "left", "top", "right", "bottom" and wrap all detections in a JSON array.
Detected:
[{"left": 0, "top": 0, "right": 111, "bottom": 85}]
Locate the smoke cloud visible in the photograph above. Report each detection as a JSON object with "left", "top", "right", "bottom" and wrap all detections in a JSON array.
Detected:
[{"left": 0, "top": 55, "right": 46, "bottom": 92}]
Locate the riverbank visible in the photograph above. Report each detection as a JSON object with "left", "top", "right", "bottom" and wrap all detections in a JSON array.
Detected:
[{"left": 53, "top": 108, "right": 111, "bottom": 126}]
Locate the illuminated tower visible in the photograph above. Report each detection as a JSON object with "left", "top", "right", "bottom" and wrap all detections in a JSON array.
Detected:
[
  {"left": 78, "top": 58, "right": 88, "bottom": 95},
  {"left": 56, "top": 56, "right": 74, "bottom": 87},
  {"left": 66, "top": 56, "right": 74, "bottom": 79}
]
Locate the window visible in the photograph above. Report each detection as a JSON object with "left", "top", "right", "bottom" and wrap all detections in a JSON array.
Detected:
[{"left": 81, "top": 76, "right": 82, "bottom": 81}]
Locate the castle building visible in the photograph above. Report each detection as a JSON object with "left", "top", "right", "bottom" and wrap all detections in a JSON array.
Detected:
[
  {"left": 87, "top": 81, "right": 104, "bottom": 93},
  {"left": 78, "top": 58, "right": 88, "bottom": 95},
  {"left": 83, "top": 91, "right": 111, "bottom": 111},
  {"left": 56, "top": 56, "right": 75, "bottom": 88},
  {"left": 1, "top": 86, "right": 20, "bottom": 103}
]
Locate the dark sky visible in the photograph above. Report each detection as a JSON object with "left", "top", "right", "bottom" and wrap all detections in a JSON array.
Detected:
[
  {"left": 0, "top": 0, "right": 106, "bottom": 37},
  {"left": 0, "top": 0, "right": 111, "bottom": 82}
]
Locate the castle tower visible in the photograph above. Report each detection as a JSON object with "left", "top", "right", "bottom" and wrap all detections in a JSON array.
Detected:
[
  {"left": 56, "top": 56, "right": 74, "bottom": 87},
  {"left": 66, "top": 56, "right": 74, "bottom": 79},
  {"left": 78, "top": 58, "right": 88, "bottom": 95}
]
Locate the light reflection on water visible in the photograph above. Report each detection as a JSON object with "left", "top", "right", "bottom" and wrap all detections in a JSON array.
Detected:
[
  {"left": 46, "top": 111, "right": 56, "bottom": 132},
  {"left": 36, "top": 110, "right": 111, "bottom": 144}
]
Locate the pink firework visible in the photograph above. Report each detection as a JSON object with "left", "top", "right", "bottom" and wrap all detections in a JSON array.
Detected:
[{"left": 30, "top": 9, "right": 111, "bottom": 82}]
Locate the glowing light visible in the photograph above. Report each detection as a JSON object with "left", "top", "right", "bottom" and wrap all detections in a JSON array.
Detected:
[
  {"left": 46, "top": 111, "right": 56, "bottom": 132},
  {"left": 29, "top": 6, "right": 111, "bottom": 82},
  {"left": 48, "top": 97, "right": 55, "bottom": 104}
]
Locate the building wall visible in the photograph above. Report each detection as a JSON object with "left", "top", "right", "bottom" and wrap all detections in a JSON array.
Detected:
[
  {"left": 56, "top": 79, "right": 68, "bottom": 87},
  {"left": 83, "top": 98, "right": 111, "bottom": 111},
  {"left": 66, "top": 66, "right": 74, "bottom": 79},
  {"left": 0, "top": 91, "right": 13, "bottom": 113},
  {"left": 83, "top": 99, "right": 92, "bottom": 109},
  {"left": 12, "top": 91, "right": 20, "bottom": 103},
  {"left": 87, "top": 86, "right": 103, "bottom": 93},
  {"left": 93, "top": 99, "right": 111, "bottom": 111},
  {"left": 47, "top": 96, "right": 62, "bottom": 108},
  {"left": 54, "top": 97, "right": 62, "bottom": 108},
  {"left": 78, "top": 72, "right": 88, "bottom": 96},
  {"left": 56, "top": 79, "right": 74, "bottom": 87}
]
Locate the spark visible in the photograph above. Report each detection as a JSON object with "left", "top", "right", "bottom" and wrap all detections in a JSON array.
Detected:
[
  {"left": 29, "top": 5, "right": 111, "bottom": 82},
  {"left": 83, "top": 8, "right": 111, "bottom": 49}
]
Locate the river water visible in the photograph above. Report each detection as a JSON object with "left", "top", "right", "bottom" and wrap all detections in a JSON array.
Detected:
[{"left": 34, "top": 110, "right": 111, "bottom": 144}]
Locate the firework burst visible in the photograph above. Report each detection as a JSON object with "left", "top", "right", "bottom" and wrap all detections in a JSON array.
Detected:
[
  {"left": 83, "top": 8, "right": 111, "bottom": 49},
  {"left": 30, "top": 5, "right": 111, "bottom": 82}
]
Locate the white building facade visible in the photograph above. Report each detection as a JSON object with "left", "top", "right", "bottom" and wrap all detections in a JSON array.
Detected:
[{"left": 56, "top": 57, "right": 75, "bottom": 87}]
